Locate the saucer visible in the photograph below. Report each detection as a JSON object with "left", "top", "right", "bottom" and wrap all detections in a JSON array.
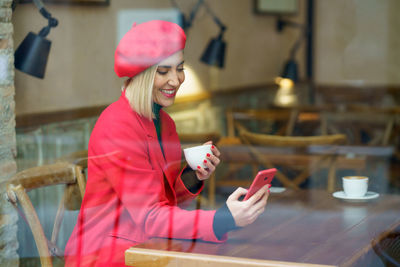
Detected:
[
  {"left": 270, "top": 187, "right": 286, "bottom": 193},
  {"left": 332, "top": 191, "right": 379, "bottom": 201}
]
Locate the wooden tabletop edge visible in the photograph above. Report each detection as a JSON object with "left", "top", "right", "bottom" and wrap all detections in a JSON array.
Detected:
[{"left": 125, "top": 247, "right": 336, "bottom": 267}]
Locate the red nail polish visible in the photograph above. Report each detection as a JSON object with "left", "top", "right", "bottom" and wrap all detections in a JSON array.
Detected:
[
  {"left": 197, "top": 166, "right": 201, "bottom": 169},
  {"left": 206, "top": 153, "right": 211, "bottom": 157},
  {"left": 267, "top": 184, "right": 272, "bottom": 188},
  {"left": 211, "top": 145, "right": 215, "bottom": 149},
  {"left": 203, "top": 160, "right": 207, "bottom": 164}
]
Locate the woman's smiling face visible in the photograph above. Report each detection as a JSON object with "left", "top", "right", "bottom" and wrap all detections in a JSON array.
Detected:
[{"left": 152, "top": 51, "right": 185, "bottom": 107}]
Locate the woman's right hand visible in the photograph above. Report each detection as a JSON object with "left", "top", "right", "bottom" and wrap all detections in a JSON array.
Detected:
[{"left": 226, "top": 185, "right": 270, "bottom": 227}]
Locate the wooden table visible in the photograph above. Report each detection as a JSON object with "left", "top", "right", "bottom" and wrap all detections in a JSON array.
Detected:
[
  {"left": 208, "top": 139, "right": 372, "bottom": 205},
  {"left": 125, "top": 189, "right": 400, "bottom": 267}
]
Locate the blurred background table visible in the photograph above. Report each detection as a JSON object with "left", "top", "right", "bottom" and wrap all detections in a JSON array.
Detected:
[
  {"left": 210, "top": 137, "right": 394, "bottom": 205},
  {"left": 126, "top": 189, "right": 400, "bottom": 267}
]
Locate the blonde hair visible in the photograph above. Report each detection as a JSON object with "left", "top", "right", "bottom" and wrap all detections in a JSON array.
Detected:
[{"left": 124, "top": 65, "right": 158, "bottom": 120}]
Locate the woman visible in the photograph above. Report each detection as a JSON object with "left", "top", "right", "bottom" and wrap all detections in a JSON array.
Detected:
[{"left": 65, "top": 20, "right": 269, "bottom": 266}]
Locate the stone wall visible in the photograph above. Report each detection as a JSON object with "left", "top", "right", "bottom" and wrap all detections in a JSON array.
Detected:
[{"left": 0, "top": 0, "right": 18, "bottom": 266}]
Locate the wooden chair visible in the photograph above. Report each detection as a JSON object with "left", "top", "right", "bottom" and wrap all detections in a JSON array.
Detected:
[
  {"left": 230, "top": 122, "right": 348, "bottom": 192},
  {"left": 226, "top": 108, "right": 295, "bottom": 137},
  {"left": 219, "top": 107, "right": 324, "bottom": 194},
  {"left": 57, "top": 150, "right": 88, "bottom": 210},
  {"left": 372, "top": 229, "right": 400, "bottom": 267},
  {"left": 320, "top": 107, "right": 396, "bottom": 146},
  {"left": 315, "top": 85, "right": 388, "bottom": 107},
  {"left": 5, "top": 162, "right": 86, "bottom": 267},
  {"left": 225, "top": 106, "right": 326, "bottom": 137},
  {"left": 218, "top": 108, "right": 297, "bottom": 201},
  {"left": 60, "top": 149, "right": 88, "bottom": 170}
]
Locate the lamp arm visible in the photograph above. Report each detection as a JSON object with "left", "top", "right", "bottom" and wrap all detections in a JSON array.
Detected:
[
  {"left": 170, "top": 0, "right": 204, "bottom": 31},
  {"left": 33, "top": 0, "right": 58, "bottom": 38},
  {"left": 289, "top": 27, "right": 308, "bottom": 59},
  {"left": 276, "top": 16, "right": 303, "bottom": 32},
  {"left": 32, "top": 0, "right": 45, "bottom": 11},
  {"left": 186, "top": 0, "right": 204, "bottom": 29},
  {"left": 203, "top": 1, "right": 226, "bottom": 31},
  {"left": 171, "top": 0, "right": 226, "bottom": 32},
  {"left": 276, "top": 16, "right": 309, "bottom": 59}
]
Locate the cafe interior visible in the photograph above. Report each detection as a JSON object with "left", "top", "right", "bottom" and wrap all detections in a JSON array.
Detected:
[{"left": 2, "top": 0, "right": 400, "bottom": 266}]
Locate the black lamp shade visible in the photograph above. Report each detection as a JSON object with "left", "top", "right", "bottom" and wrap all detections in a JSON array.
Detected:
[
  {"left": 200, "top": 36, "right": 226, "bottom": 68},
  {"left": 281, "top": 59, "right": 298, "bottom": 83},
  {"left": 14, "top": 32, "right": 51, "bottom": 79}
]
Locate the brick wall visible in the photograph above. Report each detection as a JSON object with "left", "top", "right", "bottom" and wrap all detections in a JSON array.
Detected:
[{"left": 0, "top": 0, "right": 18, "bottom": 266}]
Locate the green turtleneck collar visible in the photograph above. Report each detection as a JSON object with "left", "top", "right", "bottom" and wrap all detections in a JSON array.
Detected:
[
  {"left": 152, "top": 102, "right": 164, "bottom": 156},
  {"left": 153, "top": 102, "right": 163, "bottom": 120}
]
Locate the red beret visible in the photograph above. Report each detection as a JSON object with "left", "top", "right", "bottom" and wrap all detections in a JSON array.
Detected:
[{"left": 114, "top": 20, "right": 186, "bottom": 78}]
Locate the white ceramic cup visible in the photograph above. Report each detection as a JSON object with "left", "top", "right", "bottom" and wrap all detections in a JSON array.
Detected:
[
  {"left": 183, "top": 144, "right": 213, "bottom": 170},
  {"left": 342, "top": 176, "right": 368, "bottom": 198}
]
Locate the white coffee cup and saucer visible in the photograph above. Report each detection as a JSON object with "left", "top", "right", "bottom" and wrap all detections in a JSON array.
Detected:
[{"left": 332, "top": 176, "right": 379, "bottom": 202}]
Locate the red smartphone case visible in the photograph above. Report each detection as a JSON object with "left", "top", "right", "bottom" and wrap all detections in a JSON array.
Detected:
[{"left": 243, "top": 168, "right": 277, "bottom": 200}]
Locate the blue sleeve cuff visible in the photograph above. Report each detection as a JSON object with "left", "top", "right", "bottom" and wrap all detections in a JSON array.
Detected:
[
  {"left": 181, "top": 166, "right": 203, "bottom": 194},
  {"left": 213, "top": 203, "right": 241, "bottom": 239}
]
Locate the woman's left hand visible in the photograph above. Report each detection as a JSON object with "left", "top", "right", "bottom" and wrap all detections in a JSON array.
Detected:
[{"left": 195, "top": 141, "right": 221, "bottom": 181}]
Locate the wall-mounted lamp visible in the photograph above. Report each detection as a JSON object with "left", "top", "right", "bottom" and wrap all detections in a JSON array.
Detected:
[
  {"left": 170, "top": 0, "right": 227, "bottom": 68},
  {"left": 274, "top": 2, "right": 315, "bottom": 107},
  {"left": 273, "top": 17, "right": 305, "bottom": 107},
  {"left": 14, "top": 0, "right": 58, "bottom": 79},
  {"left": 199, "top": 1, "right": 227, "bottom": 68},
  {"left": 200, "top": 29, "right": 226, "bottom": 68},
  {"left": 275, "top": 0, "right": 314, "bottom": 104},
  {"left": 276, "top": 16, "right": 306, "bottom": 82},
  {"left": 281, "top": 59, "right": 298, "bottom": 82}
]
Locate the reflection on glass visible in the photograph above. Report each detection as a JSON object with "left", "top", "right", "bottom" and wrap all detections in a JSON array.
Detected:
[{"left": 6, "top": 1, "right": 400, "bottom": 267}]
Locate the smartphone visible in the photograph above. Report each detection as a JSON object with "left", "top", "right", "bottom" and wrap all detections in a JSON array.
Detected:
[{"left": 243, "top": 168, "right": 277, "bottom": 201}]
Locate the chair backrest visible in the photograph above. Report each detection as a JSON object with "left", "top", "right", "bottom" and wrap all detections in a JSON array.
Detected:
[
  {"left": 239, "top": 127, "right": 347, "bottom": 148},
  {"left": 6, "top": 162, "right": 86, "bottom": 267},
  {"left": 58, "top": 149, "right": 88, "bottom": 210},
  {"left": 320, "top": 107, "right": 397, "bottom": 146},
  {"left": 61, "top": 149, "right": 88, "bottom": 170},
  {"left": 226, "top": 106, "right": 330, "bottom": 138},
  {"left": 226, "top": 108, "right": 296, "bottom": 137},
  {"left": 237, "top": 123, "right": 347, "bottom": 190}
]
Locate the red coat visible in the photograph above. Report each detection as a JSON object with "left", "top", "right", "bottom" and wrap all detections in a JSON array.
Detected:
[{"left": 64, "top": 91, "right": 225, "bottom": 266}]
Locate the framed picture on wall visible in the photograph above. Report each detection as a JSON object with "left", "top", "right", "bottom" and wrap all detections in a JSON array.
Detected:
[
  {"left": 254, "top": 0, "right": 298, "bottom": 15},
  {"left": 18, "top": 0, "right": 109, "bottom": 5}
]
